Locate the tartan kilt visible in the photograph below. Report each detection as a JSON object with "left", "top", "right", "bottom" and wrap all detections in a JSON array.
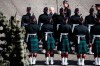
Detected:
[
  {"left": 75, "top": 39, "right": 88, "bottom": 54},
  {"left": 92, "top": 39, "right": 100, "bottom": 54},
  {"left": 45, "top": 35, "right": 55, "bottom": 51},
  {"left": 60, "top": 36, "right": 70, "bottom": 52},
  {"left": 27, "top": 35, "right": 39, "bottom": 53}
]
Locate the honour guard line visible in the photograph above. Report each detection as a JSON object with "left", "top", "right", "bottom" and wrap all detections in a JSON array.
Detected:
[{"left": 0, "top": 0, "right": 100, "bottom": 66}]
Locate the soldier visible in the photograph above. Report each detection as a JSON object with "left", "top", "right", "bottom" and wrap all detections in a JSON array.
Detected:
[
  {"left": 38, "top": 7, "right": 49, "bottom": 53},
  {"left": 84, "top": 7, "right": 95, "bottom": 54},
  {"left": 84, "top": 6, "right": 95, "bottom": 25},
  {"left": 41, "top": 16, "right": 55, "bottom": 65},
  {"left": 70, "top": 8, "right": 83, "bottom": 32},
  {"left": 73, "top": 18, "right": 89, "bottom": 65},
  {"left": 58, "top": 17, "right": 72, "bottom": 65},
  {"left": 21, "top": 7, "right": 32, "bottom": 27},
  {"left": 63, "top": 0, "right": 71, "bottom": 18},
  {"left": 56, "top": 8, "right": 66, "bottom": 54},
  {"left": 38, "top": 7, "right": 49, "bottom": 29},
  {"left": 25, "top": 14, "right": 39, "bottom": 65},
  {"left": 90, "top": 18, "right": 100, "bottom": 65}
]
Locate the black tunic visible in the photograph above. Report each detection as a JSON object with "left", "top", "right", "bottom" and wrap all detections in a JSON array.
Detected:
[
  {"left": 38, "top": 13, "right": 49, "bottom": 25},
  {"left": 21, "top": 13, "right": 31, "bottom": 27},
  {"left": 70, "top": 14, "right": 81, "bottom": 24},
  {"left": 25, "top": 23, "right": 40, "bottom": 34},
  {"left": 84, "top": 14, "right": 95, "bottom": 24}
]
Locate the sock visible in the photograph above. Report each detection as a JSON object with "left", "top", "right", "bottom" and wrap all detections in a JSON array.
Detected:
[
  {"left": 77, "top": 54, "right": 81, "bottom": 59},
  {"left": 45, "top": 51, "right": 50, "bottom": 57},
  {"left": 64, "top": 53, "right": 68, "bottom": 58},
  {"left": 50, "top": 51, "right": 54, "bottom": 57},
  {"left": 61, "top": 53, "right": 64, "bottom": 58},
  {"left": 82, "top": 54, "right": 86, "bottom": 59}
]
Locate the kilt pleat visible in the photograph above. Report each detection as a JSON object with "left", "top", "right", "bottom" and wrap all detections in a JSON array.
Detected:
[
  {"left": 76, "top": 40, "right": 88, "bottom": 54},
  {"left": 27, "top": 36, "right": 39, "bottom": 52},
  {"left": 45, "top": 35, "right": 55, "bottom": 51},
  {"left": 92, "top": 39, "right": 100, "bottom": 54},
  {"left": 60, "top": 36, "right": 70, "bottom": 52}
]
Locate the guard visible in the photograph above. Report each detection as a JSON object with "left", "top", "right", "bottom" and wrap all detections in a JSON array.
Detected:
[
  {"left": 25, "top": 14, "right": 39, "bottom": 65},
  {"left": 73, "top": 18, "right": 89, "bottom": 65},
  {"left": 41, "top": 16, "right": 55, "bottom": 65},
  {"left": 90, "top": 18, "right": 100, "bottom": 65},
  {"left": 58, "top": 17, "right": 72, "bottom": 65}
]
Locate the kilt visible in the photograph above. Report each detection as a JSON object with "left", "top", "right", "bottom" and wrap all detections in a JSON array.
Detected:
[
  {"left": 60, "top": 36, "right": 70, "bottom": 52},
  {"left": 75, "top": 38, "right": 88, "bottom": 54},
  {"left": 45, "top": 34, "right": 55, "bottom": 51},
  {"left": 27, "top": 35, "right": 39, "bottom": 53},
  {"left": 92, "top": 38, "right": 100, "bottom": 54}
]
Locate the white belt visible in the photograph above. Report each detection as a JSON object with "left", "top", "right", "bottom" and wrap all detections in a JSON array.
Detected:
[
  {"left": 88, "top": 24, "right": 94, "bottom": 32},
  {"left": 26, "top": 33, "right": 37, "bottom": 42},
  {"left": 72, "top": 24, "right": 79, "bottom": 33},
  {"left": 45, "top": 32, "right": 53, "bottom": 41},
  {"left": 92, "top": 35, "right": 100, "bottom": 44},
  {"left": 40, "top": 23, "right": 43, "bottom": 30},
  {"left": 57, "top": 24, "right": 60, "bottom": 30},
  {"left": 60, "top": 33, "right": 68, "bottom": 42},
  {"left": 76, "top": 35, "right": 85, "bottom": 44}
]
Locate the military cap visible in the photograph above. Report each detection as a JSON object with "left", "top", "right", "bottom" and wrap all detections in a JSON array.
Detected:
[{"left": 95, "top": 4, "right": 100, "bottom": 10}]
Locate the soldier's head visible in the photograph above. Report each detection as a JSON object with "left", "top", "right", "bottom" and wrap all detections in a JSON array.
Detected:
[
  {"left": 89, "top": 7, "right": 94, "bottom": 14},
  {"left": 49, "top": 7, "right": 55, "bottom": 14},
  {"left": 26, "top": 7, "right": 31, "bottom": 13},
  {"left": 74, "top": 8, "right": 79, "bottom": 15},
  {"left": 31, "top": 13, "right": 37, "bottom": 24},
  {"left": 63, "top": 0, "right": 69, "bottom": 8},
  {"left": 59, "top": 7, "right": 64, "bottom": 14},
  {"left": 43, "top": 7, "right": 49, "bottom": 14}
]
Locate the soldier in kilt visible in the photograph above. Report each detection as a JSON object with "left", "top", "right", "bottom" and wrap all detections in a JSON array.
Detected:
[
  {"left": 90, "top": 18, "right": 100, "bottom": 65},
  {"left": 41, "top": 16, "right": 55, "bottom": 65},
  {"left": 38, "top": 7, "right": 49, "bottom": 53},
  {"left": 58, "top": 17, "right": 72, "bottom": 65},
  {"left": 25, "top": 14, "right": 39, "bottom": 65},
  {"left": 73, "top": 17, "right": 89, "bottom": 65},
  {"left": 84, "top": 7, "right": 95, "bottom": 54},
  {"left": 54, "top": 8, "right": 68, "bottom": 54}
]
